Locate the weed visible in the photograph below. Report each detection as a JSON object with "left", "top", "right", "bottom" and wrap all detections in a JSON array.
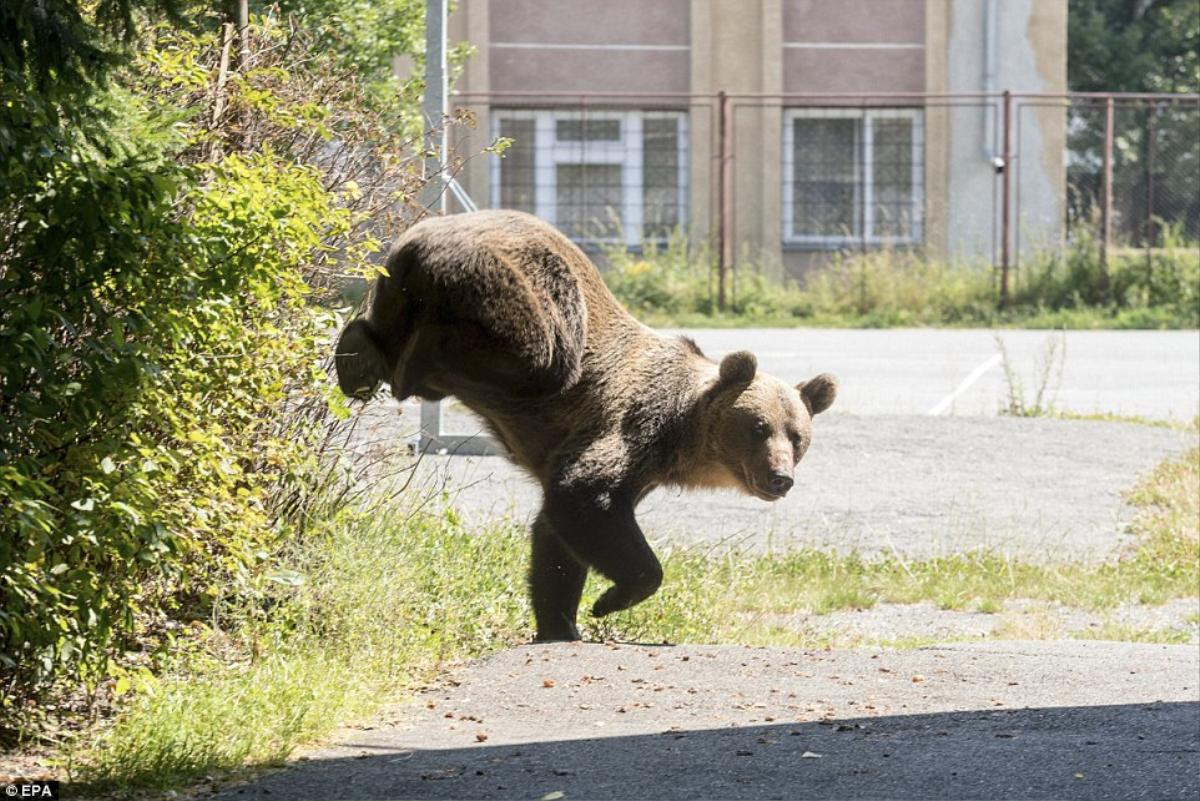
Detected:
[{"left": 996, "top": 331, "right": 1068, "bottom": 417}]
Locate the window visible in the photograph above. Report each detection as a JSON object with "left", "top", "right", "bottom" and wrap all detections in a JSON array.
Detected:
[
  {"left": 782, "top": 109, "right": 924, "bottom": 247},
  {"left": 492, "top": 110, "right": 688, "bottom": 246}
]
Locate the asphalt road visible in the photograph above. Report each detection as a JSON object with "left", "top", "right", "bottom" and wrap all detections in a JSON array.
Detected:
[{"left": 220, "top": 641, "right": 1200, "bottom": 801}]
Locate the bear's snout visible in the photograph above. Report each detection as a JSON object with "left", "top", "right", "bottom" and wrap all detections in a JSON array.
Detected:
[{"left": 767, "top": 471, "right": 794, "bottom": 496}]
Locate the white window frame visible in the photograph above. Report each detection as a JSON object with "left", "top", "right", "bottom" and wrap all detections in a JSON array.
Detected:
[
  {"left": 782, "top": 108, "right": 924, "bottom": 247},
  {"left": 491, "top": 109, "right": 689, "bottom": 247}
]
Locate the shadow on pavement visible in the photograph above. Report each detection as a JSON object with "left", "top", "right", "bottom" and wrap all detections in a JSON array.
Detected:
[{"left": 212, "top": 700, "right": 1199, "bottom": 800}]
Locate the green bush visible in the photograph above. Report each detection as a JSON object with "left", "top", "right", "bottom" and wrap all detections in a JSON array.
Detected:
[
  {"left": 0, "top": 5, "right": 429, "bottom": 740},
  {"left": 602, "top": 230, "right": 719, "bottom": 317},
  {"left": 1013, "top": 227, "right": 1200, "bottom": 327},
  {"left": 0, "top": 140, "right": 344, "bottom": 714}
]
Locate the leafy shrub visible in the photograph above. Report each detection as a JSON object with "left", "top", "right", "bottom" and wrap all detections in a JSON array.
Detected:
[
  {"left": 0, "top": 6, "right": 431, "bottom": 740},
  {"left": 0, "top": 141, "right": 343, "bottom": 716},
  {"left": 602, "top": 230, "right": 718, "bottom": 317}
]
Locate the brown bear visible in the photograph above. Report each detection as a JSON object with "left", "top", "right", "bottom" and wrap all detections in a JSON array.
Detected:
[{"left": 335, "top": 210, "right": 836, "bottom": 641}]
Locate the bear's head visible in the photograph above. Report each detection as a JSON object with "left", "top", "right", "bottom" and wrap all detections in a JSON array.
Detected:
[{"left": 706, "top": 350, "right": 836, "bottom": 502}]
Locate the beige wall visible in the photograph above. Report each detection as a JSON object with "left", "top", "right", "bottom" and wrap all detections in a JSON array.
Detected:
[
  {"left": 692, "top": 0, "right": 784, "bottom": 277},
  {"left": 944, "top": 0, "right": 1067, "bottom": 262}
]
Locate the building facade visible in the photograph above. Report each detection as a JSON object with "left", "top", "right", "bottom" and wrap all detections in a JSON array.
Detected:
[{"left": 446, "top": 0, "right": 1067, "bottom": 275}]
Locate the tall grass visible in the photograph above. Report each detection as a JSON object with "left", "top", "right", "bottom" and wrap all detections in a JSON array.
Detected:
[
  {"left": 75, "top": 504, "right": 532, "bottom": 790},
  {"left": 601, "top": 227, "right": 1200, "bottom": 328}
]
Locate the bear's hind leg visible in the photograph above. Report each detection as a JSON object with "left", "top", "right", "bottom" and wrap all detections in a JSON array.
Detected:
[
  {"left": 545, "top": 490, "right": 663, "bottom": 619},
  {"left": 529, "top": 512, "right": 587, "bottom": 642}
]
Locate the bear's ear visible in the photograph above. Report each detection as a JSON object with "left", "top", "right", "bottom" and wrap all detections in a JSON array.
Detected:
[
  {"left": 718, "top": 350, "right": 758, "bottom": 386},
  {"left": 797, "top": 373, "right": 837, "bottom": 415}
]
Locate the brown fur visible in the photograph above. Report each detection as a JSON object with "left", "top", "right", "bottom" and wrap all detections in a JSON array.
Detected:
[{"left": 335, "top": 210, "right": 836, "bottom": 640}]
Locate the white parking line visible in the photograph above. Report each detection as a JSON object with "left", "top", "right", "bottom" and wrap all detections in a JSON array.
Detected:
[{"left": 927, "top": 354, "right": 1003, "bottom": 416}]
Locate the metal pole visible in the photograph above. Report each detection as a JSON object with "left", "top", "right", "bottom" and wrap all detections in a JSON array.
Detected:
[
  {"left": 999, "top": 90, "right": 1012, "bottom": 305},
  {"left": 421, "top": 0, "right": 448, "bottom": 214},
  {"left": 717, "top": 91, "right": 731, "bottom": 312},
  {"left": 1144, "top": 105, "right": 1155, "bottom": 255},
  {"left": 418, "top": 0, "right": 450, "bottom": 455},
  {"left": 1100, "top": 95, "right": 1114, "bottom": 278}
]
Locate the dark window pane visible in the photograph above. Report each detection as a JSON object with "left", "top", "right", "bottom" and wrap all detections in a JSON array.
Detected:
[
  {"left": 643, "top": 117, "right": 680, "bottom": 240},
  {"left": 872, "top": 117, "right": 917, "bottom": 239},
  {"left": 498, "top": 118, "right": 535, "bottom": 213},
  {"left": 793, "top": 117, "right": 861, "bottom": 237},
  {"left": 556, "top": 163, "right": 623, "bottom": 240}
]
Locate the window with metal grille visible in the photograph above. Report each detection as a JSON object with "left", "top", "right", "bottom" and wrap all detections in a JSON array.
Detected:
[
  {"left": 492, "top": 110, "right": 688, "bottom": 247},
  {"left": 782, "top": 109, "right": 924, "bottom": 247}
]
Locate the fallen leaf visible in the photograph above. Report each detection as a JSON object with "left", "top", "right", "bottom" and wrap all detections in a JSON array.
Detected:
[
  {"left": 475, "top": 731, "right": 489, "bottom": 742},
  {"left": 543, "top": 679, "right": 556, "bottom": 688},
  {"left": 911, "top": 675, "right": 925, "bottom": 683}
]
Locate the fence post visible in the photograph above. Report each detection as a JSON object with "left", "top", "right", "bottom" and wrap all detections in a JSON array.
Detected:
[
  {"left": 999, "top": 89, "right": 1012, "bottom": 305},
  {"left": 1144, "top": 104, "right": 1155, "bottom": 258},
  {"left": 717, "top": 91, "right": 732, "bottom": 312},
  {"left": 1100, "top": 94, "right": 1114, "bottom": 280}
]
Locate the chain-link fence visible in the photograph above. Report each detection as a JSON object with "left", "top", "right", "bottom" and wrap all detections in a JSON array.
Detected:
[
  {"left": 1058, "top": 96, "right": 1199, "bottom": 249},
  {"left": 448, "top": 91, "right": 1198, "bottom": 305}
]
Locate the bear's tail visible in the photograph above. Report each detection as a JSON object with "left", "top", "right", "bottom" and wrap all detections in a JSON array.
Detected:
[{"left": 334, "top": 318, "right": 388, "bottom": 399}]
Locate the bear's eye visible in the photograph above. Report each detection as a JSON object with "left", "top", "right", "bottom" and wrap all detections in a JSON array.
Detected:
[{"left": 753, "top": 420, "right": 771, "bottom": 438}]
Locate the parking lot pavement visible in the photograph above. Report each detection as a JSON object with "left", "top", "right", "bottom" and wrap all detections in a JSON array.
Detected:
[{"left": 659, "top": 328, "right": 1199, "bottom": 420}]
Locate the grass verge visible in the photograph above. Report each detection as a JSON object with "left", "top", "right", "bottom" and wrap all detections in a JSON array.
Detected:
[
  {"left": 71, "top": 506, "right": 533, "bottom": 792},
  {"left": 594, "top": 449, "right": 1198, "bottom": 645},
  {"left": 68, "top": 449, "right": 1198, "bottom": 793},
  {"left": 600, "top": 228, "right": 1200, "bottom": 329}
]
